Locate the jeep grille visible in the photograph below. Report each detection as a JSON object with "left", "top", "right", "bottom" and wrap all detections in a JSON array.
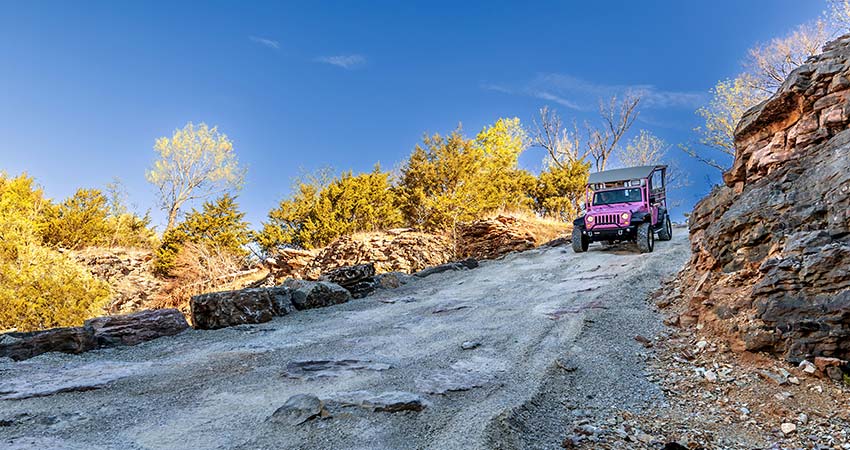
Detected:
[{"left": 593, "top": 213, "right": 619, "bottom": 225}]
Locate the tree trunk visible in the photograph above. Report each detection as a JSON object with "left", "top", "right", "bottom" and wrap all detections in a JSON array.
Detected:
[{"left": 165, "top": 204, "right": 180, "bottom": 232}]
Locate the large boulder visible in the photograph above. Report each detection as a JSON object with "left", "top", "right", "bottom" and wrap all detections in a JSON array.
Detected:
[
  {"left": 283, "top": 280, "right": 351, "bottom": 310},
  {"left": 669, "top": 34, "right": 850, "bottom": 363},
  {"left": 84, "top": 309, "right": 189, "bottom": 346},
  {"left": 319, "top": 263, "right": 378, "bottom": 298},
  {"left": 0, "top": 327, "right": 97, "bottom": 361},
  {"left": 191, "top": 287, "right": 295, "bottom": 330},
  {"left": 0, "top": 308, "right": 191, "bottom": 361},
  {"left": 415, "top": 258, "right": 479, "bottom": 278}
]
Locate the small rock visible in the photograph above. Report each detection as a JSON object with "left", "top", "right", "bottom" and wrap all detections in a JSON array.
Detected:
[
  {"left": 704, "top": 370, "right": 718, "bottom": 383},
  {"left": 774, "top": 391, "right": 793, "bottom": 401},
  {"left": 461, "top": 341, "right": 481, "bottom": 350},
  {"left": 432, "top": 304, "right": 471, "bottom": 314},
  {"left": 757, "top": 369, "right": 788, "bottom": 385},
  {"left": 825, "top": 366, "right": 844, "bottom": 381},
  {"left": 575, "top": 424, "right": 600, "bottom": 436},
  {"left": 799, "top": 360, "right": 817, "bottom": 374},
  {"left": 797, "top": 413, "right": 808, "bottom": 424},
  {"left": 634, "top": 430, "right": 654, "bottom": 443},
  {"left": 269, "top": 394, "right": 326, "bottom": 425},
  {"left": 319, "top": 263, "right": 377, "bottom": 298},
  {"left": 634, "top": 335, "right": 653, "bottom": 348},
  {"left": 814, "top": 356, "right": 846, "bottom": 371},
  {"left": 780, "top": 422, "right": 797, "bottom": 435},
  {"left": 788, "top": 376, "right": 800, "bottom": 385},
  {"left": 695, "top": 340, "right": 709, "bottom": 351}
]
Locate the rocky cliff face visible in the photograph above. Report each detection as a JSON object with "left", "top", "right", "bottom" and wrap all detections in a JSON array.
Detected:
[{"left": 672, "top": 35, "right": 850, "bottom": 364}]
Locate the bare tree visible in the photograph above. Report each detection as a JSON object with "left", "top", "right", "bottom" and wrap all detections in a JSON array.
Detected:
[
  {"left": 744, "top": 20, "right": 831, "bottom": 95},
  {"left": 829, "top": 0, "right": 850, "bottom": 30},
  {"left": 620, "top": 130, "right": 668, "bottom": 167},
  {"left": 586, "top": 94, "right": 641, "bottom": 172},
  {"left": 531, "top": 106, "right": 586, "bottom": 169}
]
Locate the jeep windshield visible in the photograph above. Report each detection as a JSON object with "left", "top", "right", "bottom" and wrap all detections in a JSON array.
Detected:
[{"left": 592, "top": 188, "right": 642, "bottom": 205}]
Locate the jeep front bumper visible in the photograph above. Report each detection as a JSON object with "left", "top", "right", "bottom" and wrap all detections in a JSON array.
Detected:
[{"left": 583, "top": 226, "right": 637, "bottom": 241}]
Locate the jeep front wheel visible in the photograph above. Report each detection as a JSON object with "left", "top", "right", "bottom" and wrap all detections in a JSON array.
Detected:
[
  {"left": 657, "top": 215, "right": 672, "bottom": 241},
  {"left": 572, "top": 227, "right": 589, "bottom": 253},
  {"left": 637, "top": 222, "right": 654, "bottom": 253}
]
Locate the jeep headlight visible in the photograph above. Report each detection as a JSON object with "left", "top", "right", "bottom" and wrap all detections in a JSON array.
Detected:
[
  {"left": 620, "top": 212, "right": 629, "bottom": 221},
  {"left": 586, "top": 215, "right": 594, "bottom": 223}
]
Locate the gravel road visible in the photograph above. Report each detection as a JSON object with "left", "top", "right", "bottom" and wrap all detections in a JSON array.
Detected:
[{"left": 0, "top": 231, "right": 689, "bottom": 450}]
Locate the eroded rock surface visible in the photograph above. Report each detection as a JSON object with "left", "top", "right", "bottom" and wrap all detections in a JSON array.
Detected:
[
  {"left": 282, "top": 359, "right": 392, "bottom": 380},
  {"left": 0, "top": 361, "right": 149, "bottom": 400},
  {"left": 70, "top": 248, "right": 163, "bottom": 314},
  {"left": 0, "top": 232, "right": 690, "bottom": 449},
  {"left": 332, "top": 391, "right": 429, "bottom": 412},
  {"left": 670, "top": 35, "right": 850, "bottom": 362}
]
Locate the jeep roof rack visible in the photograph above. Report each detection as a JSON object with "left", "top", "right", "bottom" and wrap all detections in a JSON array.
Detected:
[{"left": 587, "top": 165, "right": 666, "bottom": 184}]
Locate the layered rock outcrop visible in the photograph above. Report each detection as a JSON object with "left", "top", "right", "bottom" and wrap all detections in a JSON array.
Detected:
[
  {"left": 70, "top": 248, "right": 164, "bottom": 314},
  {"left": 672, "top": 35, "right": 850, "bottom": 364},
  {"left": 300, "top": 229, "right": 453, "bottom": 279},
  {"left": 457, "top": 215, "right": 538, "bottom": 259}
]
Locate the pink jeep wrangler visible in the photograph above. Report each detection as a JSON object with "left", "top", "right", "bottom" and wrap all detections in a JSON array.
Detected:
[{"left": 572, "top": 165, "right": 672, "bottom": 254}]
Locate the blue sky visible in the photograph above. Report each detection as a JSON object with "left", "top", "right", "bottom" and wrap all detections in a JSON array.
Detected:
[{"left": 0, "top": 0, "right": 827, "bottom": 227}]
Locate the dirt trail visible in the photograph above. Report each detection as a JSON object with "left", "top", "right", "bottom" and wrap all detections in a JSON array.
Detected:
[{"left": 0, "top": 232, "right": 689, "bottom": 450}]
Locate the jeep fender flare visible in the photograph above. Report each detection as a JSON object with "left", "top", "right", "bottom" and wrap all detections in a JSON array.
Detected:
[
  {"left": 629, "top": 211, "right": 651, "bottom": 225},
  {"left": 573, "top": 216, "right": 586, "bottom": 230}
]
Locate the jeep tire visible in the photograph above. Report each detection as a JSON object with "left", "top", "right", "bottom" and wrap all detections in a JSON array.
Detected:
[
  {"left": 572, "top": 226, "right": 588, "bottom": 253},
  {"left": 637, "top": 222, "right": 654, "bottom": 253},
  {"left": 657, "top": 214, "right": 673, "bottom": 241}
]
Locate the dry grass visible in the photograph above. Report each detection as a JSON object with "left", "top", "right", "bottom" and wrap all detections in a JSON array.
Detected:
[{"left": 148, "top": 243, "right": 259, "bottom": 315}]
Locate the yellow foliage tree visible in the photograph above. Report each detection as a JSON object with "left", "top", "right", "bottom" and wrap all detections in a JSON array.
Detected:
[
  {"left": 0, "top": 174, "right": 110, "bottom": 331},
  {"left": 397, "top": 127, "right": 499, "bottom": 232},
  {"left": 146, "top": 122, "right": 245, "bottom": 231},
  {"left": 474, "top": 117, "right": 536, "bottom": 211},
  {"left": 531, "top": 160, "right": 590, "bottom": 220}
]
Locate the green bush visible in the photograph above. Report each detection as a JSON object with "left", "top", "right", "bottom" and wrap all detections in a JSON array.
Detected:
[
  {"left": 152, "top": 194, "right": 251, "bottom": 276},
  {"left": 257, "top": 165, "right": 401, "bottom": 252}
]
